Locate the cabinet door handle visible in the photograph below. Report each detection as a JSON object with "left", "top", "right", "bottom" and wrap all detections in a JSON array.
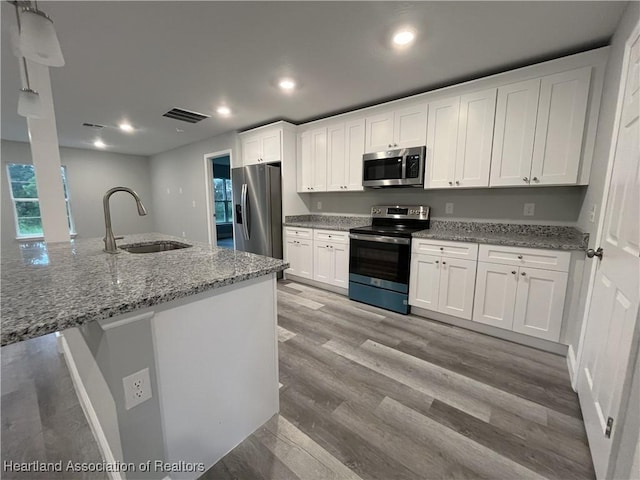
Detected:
[
  {"left": 442, "top": 261, "right": 446, "bottom": 265},
  {"left": 521, "top": 272, "right": 526, "bottom": 276},
  {"left": 440, "top": 247, "right": 444, "bottom": 251},
  {"left": 532, "top": 177, "right": 539, "bottom": 182},
  {"left": 511, "top": 271, "right": 516, "bottom": 274},
  {"left": 523, "top": 177, "right": 529, "bottom": 183},
  {"left": 517, "top": 255, "right": 523, "bottom": 259},
  {"left": 435, "top": 260, "right": 439, "bottom": 264},
  {"left": 455, "top": 180, "right": 460, "bottom": 186}
]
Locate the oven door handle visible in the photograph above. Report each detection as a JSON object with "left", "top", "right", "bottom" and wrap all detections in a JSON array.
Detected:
[{"left": 349, "top": 233, "right": 411, "bottom": 245}]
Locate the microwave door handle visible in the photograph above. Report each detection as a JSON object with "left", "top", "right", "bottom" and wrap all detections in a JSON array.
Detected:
[{"left": 401, "top": 155, "right": 407, "bottom": 180}]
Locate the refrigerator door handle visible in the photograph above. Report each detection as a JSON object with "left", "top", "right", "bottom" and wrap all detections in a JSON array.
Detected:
[{"left": 241, "top": 183, "right": 250, "bottom": 240}]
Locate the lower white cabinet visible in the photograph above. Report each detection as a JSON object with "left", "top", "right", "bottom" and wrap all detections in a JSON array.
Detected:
[
  {"left": 473, "top": 244, "right": 569, "bottom": 342},
  {"left": 409, "top": 249, "right": 477, "bottom": 321},
  {"left": 284, "top": 228, "right": 313, "bottom": 279}
]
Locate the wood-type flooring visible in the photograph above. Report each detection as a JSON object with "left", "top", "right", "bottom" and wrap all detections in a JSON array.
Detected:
[{"left": 202, "top": 280, "right": 594, "bottom": 480}]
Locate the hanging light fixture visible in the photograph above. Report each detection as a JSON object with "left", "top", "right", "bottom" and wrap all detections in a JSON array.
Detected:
[
  {"left": 19, "top": 1, "right": 65, "bottom": 67},
  {"left": 13, "top": 2, "right": 45, "bottom": 119}
]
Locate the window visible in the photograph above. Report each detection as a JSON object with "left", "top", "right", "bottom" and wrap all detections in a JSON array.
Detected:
[
  {"left": 7, "top": 163, "right": 75, "bottom": 238},
  {"left": 213, "top": 178, "right": 233, "bottom": 224}
]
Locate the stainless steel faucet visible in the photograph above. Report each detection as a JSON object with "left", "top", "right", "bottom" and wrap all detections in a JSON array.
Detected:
[{"left": 103, "top": 187, "right": 147, "bottom": 253}]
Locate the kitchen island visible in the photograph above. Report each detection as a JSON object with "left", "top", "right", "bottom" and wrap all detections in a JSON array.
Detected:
[{"left": 1, "top": 233, "right": 287, "bottom": 479}]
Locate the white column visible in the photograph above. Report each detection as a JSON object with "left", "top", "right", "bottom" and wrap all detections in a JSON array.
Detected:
[{"left": 24, "top": 61, "right": 69, "bottom": 243}]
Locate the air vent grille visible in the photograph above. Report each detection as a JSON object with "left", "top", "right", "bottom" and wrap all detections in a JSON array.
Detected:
[
  {"left": 162, "top": 108, "right": 210, "bottom": 124},
  {"left": 82, "top": 122, "right": 105, "bottom": 129}
]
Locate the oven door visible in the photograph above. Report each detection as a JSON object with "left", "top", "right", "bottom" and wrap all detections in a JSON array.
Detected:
[{"left": 349, "top": 233, "right": 411, "bottom": 293}]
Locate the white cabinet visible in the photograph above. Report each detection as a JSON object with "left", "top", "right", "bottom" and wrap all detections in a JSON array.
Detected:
[
  {"left": 365, "top": 104, "right": 427, "bottom": 153},
  {"left": 490, "top": 66, "right": 591, "bottom": 187},
  {"left": 313, "top": 230, "right": 349, "bottom": 288},
  {"left": 473, "top": 245, "right": 569, "bottom": 342},
  {"left": 409, "top": 240, "right": 477, "bottom": 320},
  {"left": 326, "top": 119, "right": 365, "bottom": 192},
  {"left": 425, "top": 89, "right": 496, "bottom": 189},
  {"left": 284, "top": 227, "right": 313, "bottom": 279},
  {"left": 298, "top": 128, "right": 327, "bottom": 193},
  {"left": 240, "top": 127, "right": 282, "bottom": 166}
]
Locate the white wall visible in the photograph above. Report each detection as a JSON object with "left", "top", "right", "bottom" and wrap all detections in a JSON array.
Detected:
[
  {"left": 149, "top": 131, "right": 239, "bottom": 244},
  {"left": 307, "top": 186, "right": 585, "bottom": 222},
  {"left": 567, "top": 3, "right": 640, "bottom": 352},
  {"left": 1, "top": 140, "right": 154, "bottom": 246}
]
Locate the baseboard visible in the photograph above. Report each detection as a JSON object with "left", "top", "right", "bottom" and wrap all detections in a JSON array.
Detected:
[
  {"left": 410, "top": 306, "right": 568, "bottom": 356},
  {"left": 58, "top": 334, "right": 123, "bottom": 480},
  {"left": 283, "top": 273, "right": 348, "bottom": 296},
  {"left": 567, "top": 344, "right": 578, "bottom": 390}
]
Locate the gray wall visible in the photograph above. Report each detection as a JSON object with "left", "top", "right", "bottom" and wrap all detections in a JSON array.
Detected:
[
  {"left": 566, "top": 2, "right": 640, "bottom": 352},
  {"left": 1, "top": 140, "right": 154, "bottom": 246},
  {"left": 308, "top": 186, "right": 586, "bottom": 222},
  {"left": 149, "top": 132, "right": 238, "bottom": 244}
]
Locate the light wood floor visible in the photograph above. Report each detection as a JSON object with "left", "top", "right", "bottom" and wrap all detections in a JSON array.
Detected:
[
  {"left": 1, "top": 280, "right": 594, "bottom": 480},
  {"left": 203, "top": 280, "right": 594, "bottom": 480}
]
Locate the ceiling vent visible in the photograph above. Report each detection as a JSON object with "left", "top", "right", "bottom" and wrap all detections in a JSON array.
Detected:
[
  {"left": 82, "top": 122, "right": 105, "bottom": 129},
  {"left": 162, "top": 108, "right": 210, "bottom": 124}
]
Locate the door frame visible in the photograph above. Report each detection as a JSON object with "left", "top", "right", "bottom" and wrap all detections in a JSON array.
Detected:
[
  {"left": 203, "top": 149, "right": 233, "bottom": 246},
  {"left": 574, "top": 19, "right": 640, "bottom": 477}
]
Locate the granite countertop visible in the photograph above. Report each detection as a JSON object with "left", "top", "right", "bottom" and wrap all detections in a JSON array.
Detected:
[
  {"left": 0, "top": 233, "right": 288, "bottom": 346},
  {"left": 413, "top": 220, "right": 588, "bottom": 251},
  {"left": 283, "top": 214, "right": 370, "bottom": 231}
]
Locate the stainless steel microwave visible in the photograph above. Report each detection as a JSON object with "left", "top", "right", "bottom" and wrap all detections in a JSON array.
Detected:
[{"left": 362, "top": 146, "right": 426, "bottom": 188}]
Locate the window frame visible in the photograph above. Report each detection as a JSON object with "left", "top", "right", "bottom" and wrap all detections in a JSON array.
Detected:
[
  {"left": 6, "top": 163, "right": 76, "bottom": 240},
  {"left": 213, "top": 177, "right": 233, "bottom": 224}
]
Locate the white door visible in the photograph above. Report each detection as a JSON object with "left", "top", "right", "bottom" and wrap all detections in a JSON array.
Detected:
[
  {"left": 473, "top": 262, "right": 518, "bottom": 330},
  {"left": 313, "top": 243, "right": 332, "bottom": 283},
  {"left": 455, "top": 88, "right": 496, "bottom": 188},
  {"left": 261, "top": 130, "right": 282, "bottom": 163},
  {"left": 311, "top": 128, "right": 328, "bottom": 192},
  {"left": 577, "top": 24, "right": 640, "bottom": 479},
  {"left": 297, "top": 132, "right": 312, "bottom": 192},
  {"left": 332, "top": 242, "right": 350, "bottom": 288},
  {"left": 438, "top": 257, "right": 477, "bottom": 320},
  {"left": 326, "top": 123, "right": 346, "bottom": 192},
  {"left": 490, "top": 78, "right": 540, "bottom": 187},
  {"left": 512, "top": 267, "right": 567, "bottom": 342},
  {"left": 394, "top": 104, "right": 427, "bottom": 149},
  {"left": 365, "top": 112, "right": 394, "bottom": 152},
  {"left": 425, "top": 97, "right": 459, "bottom": 189},
  {"left": 531, "top": 67, "right": 591, "bottom": 185},
  {"left": 242, "top": 136, "right": 261, "bottom": 166},
  {"left": 408, "top": 254, "right": 441, "bottom": 311},
  {"left": 297, "top": 240, "right": 314, "bottom": 279},
  {"left": 345, "top": 119, "right": 365, "bottom": 191}
]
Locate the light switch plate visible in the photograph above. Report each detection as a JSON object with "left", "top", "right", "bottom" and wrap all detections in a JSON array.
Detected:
[
  {"left": 445, "top": 203, "right": 454, "bottom": 215},
  {"left": 317, "top": 201, "right": 322, "bottom": 210},
  {"left": 523, "top": 203, "right": 535, "bottom": 216}
]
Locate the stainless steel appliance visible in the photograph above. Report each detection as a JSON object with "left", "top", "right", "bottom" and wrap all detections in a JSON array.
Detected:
[
  {"left": 349, "top": 205, "right": 430, "bottom": 314},
  {"left": 232, "top": 163, "right": 283, "bottom": 260},
  {"left": 362, "top": 146, "right": 426, "bottom": 188}
]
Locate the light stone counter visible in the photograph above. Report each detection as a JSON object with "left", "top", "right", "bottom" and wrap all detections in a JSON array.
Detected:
[{"left": 1, "top": 233, "right": 287, "bottom": 346}]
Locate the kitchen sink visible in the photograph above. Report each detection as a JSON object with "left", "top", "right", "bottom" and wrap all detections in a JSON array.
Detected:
[{"left": 119, "top": 240, "right": 192, "bottom": 254}]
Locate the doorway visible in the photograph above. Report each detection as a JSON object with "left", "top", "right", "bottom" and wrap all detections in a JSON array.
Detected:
[{"left": 204, "top": 151, "right": 234, "bottom": 249}]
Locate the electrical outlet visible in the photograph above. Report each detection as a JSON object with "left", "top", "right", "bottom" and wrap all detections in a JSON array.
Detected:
[
  {"left": 182, "top": 231, "right": 186, "bottom": 237},
  {"left": 179, "top": 187, "right": 183, "bottom": 195},
  {"left": 445, "top": 203, "right": 454, "bottom": 215},
  {"left": 166, "top": 187, "right": 171, "bottom": 195},
  {"left": 192, "top": 200, "right": 196, "bottom": 208},
  {"left": 317, "top": 201, "right": 322, "bottom": 210},
  {"left": 589, "top": 204, "right": 597, "bottom": 223},
  {"left": 523, "top": 203, "right": 535, "bottom": 216},
  {"left": 123, "top": 368, "right": 152, "bottom": 410}
]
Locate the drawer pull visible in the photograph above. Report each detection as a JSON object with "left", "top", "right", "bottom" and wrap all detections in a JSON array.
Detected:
[
  {"left": 435, "top": 260, "right": 439, "bottom": 264},
  {"left": 517, "top": 255, "right": 523, "bottom": 259},
  {"left": 512, "top": 271, "right": 516, "bottom": 274},
  {"left": 442, "top": 261, "right": 447, "bottom": 265},
  {"left": 440, "top": 247, "right": 444, "bottom": 251},
  {"left": 521, "top": 272, "right": 526, "bottom": 276}
]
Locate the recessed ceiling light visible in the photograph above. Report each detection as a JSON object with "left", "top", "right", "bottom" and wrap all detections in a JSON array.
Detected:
[
  {"left": 94, "top": 139, "right": 106, "bottom": 148},
  {"left": 278, "top": 78, "right": 296, "bottom": 91},
  {"left": 217, "top": 106, "right": 231, "bottom": 116},
  {"left": 392, "top": 29, "right": 416, "bottom": 47},
  {"left": 119, "top": 122, "right": 134, "bottom": 132}
]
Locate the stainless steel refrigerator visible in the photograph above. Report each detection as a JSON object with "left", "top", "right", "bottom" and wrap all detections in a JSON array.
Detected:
[{"left": 231, "top": 163, "right": 283, "bottom": 260}]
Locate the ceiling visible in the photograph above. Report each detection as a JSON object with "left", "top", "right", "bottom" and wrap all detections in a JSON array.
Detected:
[{"left": 1, "top": 1, "right": 627, "bottom": 157}]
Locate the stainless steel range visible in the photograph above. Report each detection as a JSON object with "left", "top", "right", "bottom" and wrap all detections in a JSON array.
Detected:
[{"left": 348, "top": 205, "right": 430, "bottom": 314}]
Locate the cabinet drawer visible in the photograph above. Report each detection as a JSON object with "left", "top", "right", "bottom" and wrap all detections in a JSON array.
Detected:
[
  {"left": 478, "top": 244, "right": 570, "bottom": 272},
  {"left": 314, "top": 229, "right": 349, "bottom": 244},
  {"left": 285, "top": 227, "right": 313, "bottom": 239},
  {"left": 412, "top": 239, "right": 478, "bottom": 260}
]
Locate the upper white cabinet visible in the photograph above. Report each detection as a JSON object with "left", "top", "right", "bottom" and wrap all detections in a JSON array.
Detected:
[
  {"left": 298, "top": 128, "right": 327, "bottom": 193},
  {"left": 326, "top": 119, "right": 365, "bottom": 192},
  {"left": 490, "top": 66, "right": 592, "bottom": 187},
  {"left": 240, "top": 127, "right": 282, "bottom": 166},
  {"left": 365, "top": 104, "right": 427, "bottom": 153},
  {"left": 425, "top": 88, "right": 496, "bottom": 189}
]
